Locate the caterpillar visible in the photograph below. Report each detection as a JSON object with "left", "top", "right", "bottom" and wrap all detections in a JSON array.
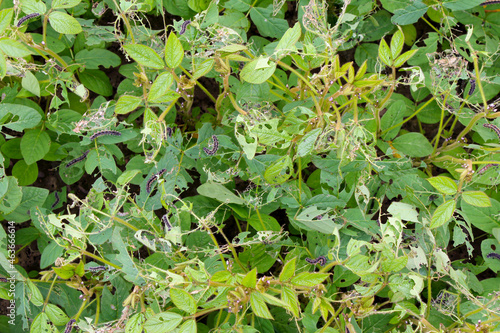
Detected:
[
  {"left": 165, "top": 126, "right": 173, "bottom": 139},
  {"left": 468, "top": 78, "right": 475, "bottom": 96},
  {"left": 477, "top": 163, "right": 498, "bottom": 174},
  {"left": 54, "top": 64, "right": 63, "bottom": 71},
  {"left": 16, "top": 13, "right": 40, "bottom": 27},
  {"left": 483, "top": 123, "right": 500, "bottom": 140},
  {"left": 486, "top": 252, "right": 500, "bottom": 260},
  {"left": 180, "top": 20, "right": 191, "bottom": 35},
  {"left": 305, "top": 256, "right": 327, "bottom": 266},
  {"left": 480, "top": 1, "right": 500, "bottom": 5},
  {"left": 64, "top": 319, "right": 76, "bottom": 333},
  {"left": 87, "top": 266, "right": 107, "bottom": 272},
  {"left": 162, "top": 214, "right": 172, "bottom": 231},
  {"left": 66, "top": 150, "right": 90, "bottom": 168},
  {"left": 0, "top": 277, "right": 8, "bottom": 282},
  {"left": 203, "top": 135, "right": 219, "bottom": 156},
  {"left": 51, "top": 191, "right": 60, "bottom": 209},
  {"left": 89, "top": 130, "right": 121, "bottom": 141},
  {"left": 146, "top": 168, "right": 167, "bottom": 193}
]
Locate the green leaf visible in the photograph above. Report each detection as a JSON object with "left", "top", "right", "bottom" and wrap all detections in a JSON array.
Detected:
[
  {"left": 12, "top": 159, "right": 38, "bottom": 186},
  {"left": 247, "top": 214, "right": 280, "bottom": 232},
  {"left": 0, "top": 51, "right": 6, "bottom": 79},
  {"left": 115, "top": 95, "right": 143, "bottom": 115},
  {"left": 117, "top": 170, "right": 141, "bottom": 185},
  {"left": 482, "top": 239, "right": 500, "bottom": 273},
  {"left": 21, "top": 71, "right": 40, "bottom": 97},
  {"left": 391, "top": 1, "right": 428, "bottom": 25},
  {"left": 193, "top": 59, "right": 214, "bottom": 79},
  {"left": 390, "top": 28, "right": 404, "bottom": 60},
  {"left": 281, "top": 286, "right": 299, "bottom": 317},
  {"left": 48, "top": 11, "right": 82, "bottom": 34},
  {"left": 393, "top": 49, "right": 418, "bottom": 67},
  {"left": 0, "top": 104, "right": 41, "bottom": 131},
  {"left": 79, "top": 69, "right": 113, "bottom": 96},
  {"left": 27, "top": 279, "right": 44, "bottom": 306},
  {"left": 249, "top": 6, "right": 289, "bottom": 38},
  {"left": 20, "top": 129, "right": 50, "bottom": 165},
  {"left": 462, "top": 191, "right": 491, "bottom": 208},
  {"left": 170, "top": 289, "right": 197, "bottom": 315},
  {"left": 264, "top": 155, "right": 292, "bottom": 184},
  {"left": 0, "top": 38, "right": 32, "bottom": 57},
  {"left": 75, "top": 49, "right": 121, "bottom": 69},
  {"left": 378, "top": 39, "right": 391, "bottom": 66},
  {"left": 31, "top": 313, "right": 52, "bottom": 333},
  {"left": 53, "top": 265, "right": 75, "bottom": 279},
  {"left": 144, "top": 312, "right": 183, "bottom": 333},
  {"left": 240, "top": 56, "right": 276, "bottom": 84},
  {"left": 165, "top": 32, "right": 184, "bottom": 69},
  {"left": 430, "top": 200, "right": 456, "bottom": 229},
  {"left": 45, "top": 304, "right": 70, "bottom": 326},
  {"left": 125, "top": 313, "right": 145, "bottom": 333},
  {"left": 250, "top": 292, "right": 273, "bottom": 319},
  {"left": 274, "top": 22, "right": 300, "bottom": 58},
  {"left": 0, "top": 9, "right": 14, "bottom": 35},
  {"left": 124, "top": 44, "right": 164, "bottom": 69},
  {"left": 52, "top": 0, "right": 81, "bottom": 9},
  {"left": 297, "top": 128, "right": 321, "bottom": 157},
  {"left": 178, "top": 319, "right": 197, "bottom": 333},
  {"left": 148, "top": 72, "right": 174, "bottom": 102},
  {"left": 290, "top": 272, "right": 329, "bottom": 287},
  {"left": 442, "top": 0, "right": 483, "bottom": 11},
  {"left": 427, "top": 176, "right": 458, "bottom": 195},
  {"left": 0, "top": 177, "right": 22, "bottom": 214},
  {"left": 279, "top": 257, "right": 296, "bottom": 282},
  {"left": 197, "top": 182, "right": 245, "bottom": 204},
  {"left": 392, "top": 132, "right": 433, "bottom": 157},
  {"left": 380, "top": 100, "right": 405, "bottom": 140},
  {"left": 40, "top": 241, "right": 64, "bottom": 268},
  {"left": 241, "top": 268, "right": 258, "bottom": 288}
]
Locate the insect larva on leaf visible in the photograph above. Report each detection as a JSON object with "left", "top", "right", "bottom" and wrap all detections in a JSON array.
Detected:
[
  {"left": 162, "top": 214, "right": 172, "bottom": 231},
  {"left": 477, "top": 163, "right": 498, "bottom": 174},
  {"left": 203, "top": 135, "right": 219, "bottom": 156},
  {"left": 16, "top": 13, "right": 40, "bottom": 27},
  {"left": 468, "top": 78, "right": 476, "bottom": 96},
  {"left": 180, "top": 20, "right": 191, "bottom": 35},
  {"left": 89, "top": 130, "right": 121, "bottom": 141},
  {"left": 66, "top": 150, "right": 90, "bottom": 168},
  {"left": 483, "top": 123, "right": 500, "bottom": 140},
  {"left": 486, "top": 253, "right": 500, "bottom": 260},
  {"left": 64, "top": 319, "right": 76, "bottom": 333},
  {"left": 305, "top": 256, "right": 327, "bottom": 266},
  {"left": 146, "top": 168, "right": 167, "bottom": 193},
  {"left": 87, "top": 266, "right": 107, "bottom": 272},
  {"left": 51, "top": 191, "right": 60, "bottom": 209}
]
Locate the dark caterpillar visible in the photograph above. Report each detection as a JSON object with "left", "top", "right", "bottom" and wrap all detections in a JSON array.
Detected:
[
  {"left": 89, "top": 130, "right": 121, "bottom": 141},
  {"left": 165, "top": 126, "right": 173, "bottom": 139},
  {"left": 203, "top": 135, "right": 219, "bottom": 156},
  {"left": 64, "top": 319, "right": 76, "bottom": 333},
  {"left": 162, "top": 214, "right": 172, "bottom": 231},
  {"left": 87, "top": 266, "right": 107, "bottom": 272},
  {"left": 0, "top": 277, "right": 8, "bottom": 282},
  {"left": 305, "top": 256, "right": 327, "bottom": 266},
  {"left": 66, "top": 150, "right": 90, "bottom": 168},
  {"left": 480, "top": 1, "right": 500, "bottom": 5},
  {"left": 477, "top": 163, "right": 498, "bottom": 174},
  {"left": 54, "top": 63, "right": 63, "bottom": 71},
  {"left": 146, "top": 168, "right": 167, "bottom": 193},
  {"left": 468, "top": 78, "right": 475, "bottom": 96},
  {"left": 483, "top": 123, "right": 500, "bottom": 140},
  {"left": 180, "top": 20, "right": 191, "bottom": 35},
  {"left": 486, "top": 252, "right": 500, "bottom": 260},
  {"left": 51, "top": 191, "right": 60, "bottom": 209},
  {"left": 16, "top": 13, "right": 40, "bottom": 27}
]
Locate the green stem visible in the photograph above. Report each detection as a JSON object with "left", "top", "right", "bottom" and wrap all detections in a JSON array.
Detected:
[
  {"left": 80, "top": 250, "right": 121, "bottom": 270},
  {"left": 276, "top": 60, "right": 317, "bottom": 94}
]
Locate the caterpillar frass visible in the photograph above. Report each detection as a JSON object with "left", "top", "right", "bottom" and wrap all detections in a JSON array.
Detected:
[
  {"left": 87, "top": 266, "right": 107, "bottom": 272},
  {"left": 16, "top": 13, "right": 40, "bottom": 27},
  {"left": 180, "top": 20, "right": 191, "bottom": 35},
  {"left": 203, "top": 135, "right": 219, "bottom": 156},
  {"left": 146, "top": 168, "right": 167, "bottom": 193},
  {"left": 305, "top": 256, "right": 327, "bottom": 266},
  {"left": 51, "top": 191, "right": 60, "bottom": 209},
  {"left": 468, "top": 78, "right": 475, "bottom": 96},
  {"left": 486, "top": 252, "right": 500, "bottom": 260},
  {"left": 483, "top": 123, "right": 500, "bottom": 140},
  {"left": 477, "top": 163, "right": 498, "bottom": 174},
  {"left": 162, "top": 214, "right": 172, "bottom": 231},
  {"left": 64, "top": 319, "right": 76, "bottom": 333},
  {"left": 66, "top": 150, "right": 90, "bottom": 168},
  {"left": 89, "top": 130, "right": 121, "bottom": 141}
]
